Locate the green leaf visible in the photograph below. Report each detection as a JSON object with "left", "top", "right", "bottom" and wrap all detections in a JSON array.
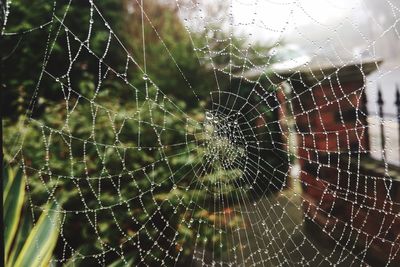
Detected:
[
  {"left": 14, "top": 202, "right": 61, "bottom": 267},
  {"left": 62, "top": 255, "right": 81, "bottom": 267},
  {"left": 7, "top": 205, "right": 32, "bottom": 266},
  {"left": 108, "top": 255, "right": 135, "bottom": 267},
  {"left": 178, "top": 223, "right": 193, "bottom": 238},
  {"left": 4, "top": 168, "right": 25, "bottom": 259},
  {"left": 62, "top": 245, "right": 92, "bottom": 267},
  {"left": 3, "top": 164, "right": 13, "bottom": 203}
]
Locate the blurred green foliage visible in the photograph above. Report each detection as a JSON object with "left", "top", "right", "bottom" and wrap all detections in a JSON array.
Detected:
[{"left": 3, "top": 0, "right": 287, "bottom": 265}]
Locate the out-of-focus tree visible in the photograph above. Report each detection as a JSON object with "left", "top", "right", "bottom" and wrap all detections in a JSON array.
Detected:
[
  {"left": 3, "top": 0, "right": 287, "bottom": 265},
  {"left": 2, "top": 0, "right": 126, "bottom": 120}
]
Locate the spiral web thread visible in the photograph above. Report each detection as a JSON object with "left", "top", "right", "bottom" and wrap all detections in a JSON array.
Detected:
[{"left": 3, "top": 0, "right": 400, "bottom": 266}]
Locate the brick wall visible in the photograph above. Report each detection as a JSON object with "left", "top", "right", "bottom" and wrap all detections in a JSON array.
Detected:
[{"left": 285, "top": 78, "right": 400, "bottom": 265}]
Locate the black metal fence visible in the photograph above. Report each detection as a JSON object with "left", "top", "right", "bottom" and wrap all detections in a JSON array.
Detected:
[{"left": 376, "top": 84, "right": 400, "bottom": 162}]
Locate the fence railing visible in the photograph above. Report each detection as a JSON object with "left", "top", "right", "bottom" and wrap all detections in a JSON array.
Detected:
[{"left": 376, "top": 84, "right": 400, "bottom": 163}]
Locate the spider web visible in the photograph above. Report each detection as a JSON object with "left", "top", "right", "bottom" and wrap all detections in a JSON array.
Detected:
[{"left": 3, "top": 0, "right": 400, "bottom": 266}]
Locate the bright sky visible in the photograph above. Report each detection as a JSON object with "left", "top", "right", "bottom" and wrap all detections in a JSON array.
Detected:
[{"left": 231, "top": 0, "right": 363, "bottom": 42}]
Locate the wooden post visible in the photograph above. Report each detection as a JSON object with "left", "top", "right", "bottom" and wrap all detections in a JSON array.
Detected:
[{"left": 361, "top": 91, "right": 370, "bottom": 154}]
